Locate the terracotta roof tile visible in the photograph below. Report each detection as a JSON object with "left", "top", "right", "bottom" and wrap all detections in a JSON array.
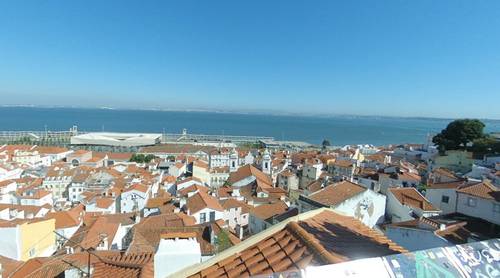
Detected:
[
  {"left": 186, "top": 191, "right": 224, "bottom": 214},
  {"left": 456, "top": 181, "right": 500, "bottom": 201},
  {"left": 227, "top": 165, "right": 272, "bottom": 186},
  {"left": 307, "top": 181, "right": 366, "bottom": 206},
  {"left": 250, "top": 201, "right": 288, "bottom": 221},
  {"left": 389, "top": 187, "right": 438, "bottom": 211},
  {"left": 187, "top": 209, "right": 405, "bottom": 278}
]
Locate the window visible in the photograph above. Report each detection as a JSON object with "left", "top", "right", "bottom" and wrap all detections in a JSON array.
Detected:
[
  {"left": 441, "top": 196, "right": 450, "bottom": 204},
  {"left": 29, "top": 248, "right": 36, "bottom": 257},
  {"left": 467, "top": 197, "right": 477, "bottom": 207},
  {"left": 210, "top": 211, "right": 215, "bottom": 222},
  {"left": 72, "top": 188, "right": 76, "bottom": 192},
  {"left": 200, "top": 212, "right": 206, "bottom": 223},
  {"left": 494, "top": 204, "right": 500, "bottom": 213}
]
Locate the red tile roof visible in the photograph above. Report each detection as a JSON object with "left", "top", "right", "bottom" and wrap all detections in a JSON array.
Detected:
[
  {"left": 178, "top": 184, "right": 209, "bottom": 197},
  {"left": 331, "top": 160, "right": 354, "bottom": 168},
  {"left": 250, "top": 201, "right": 288, "bottom": 221},
  {"left": 457, "top": 181, "right": 500, "bottom": 201},
  {"left": 389, "top": 187, "right": 438, "bottom": 211},
  {"left": 427, "top": 180, "right": 468, "bottom": 189},
  {"left": 227, "top": 165, "right": 272, "bottom": 186},
  {"left": 95, "top": 197, "right": 115, "bottom": 209},
  {"left": 184, "top": 209, "right": 406, "bottom": 278},
  {"left": 186, "top": 191, "right": 224, "bottom": 214},
  {"left": 124, "top": 183, "right": 148, "bottom": 194},
  {"left": 92, "top": 252, "right": 154, "bottom": 278},
  {"left": 0, "top": 255, "right": 22, "bottom": 277},
  {"left": 307, "top": 181, "right": 366, "bottom": 206}
]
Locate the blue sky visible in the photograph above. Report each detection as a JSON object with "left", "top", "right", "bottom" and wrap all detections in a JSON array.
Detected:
[{"left": 0, "top": 1, "right": 499, "bottom": 119}]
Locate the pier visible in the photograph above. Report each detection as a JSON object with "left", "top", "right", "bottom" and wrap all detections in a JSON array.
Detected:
[{"left": 0, "top": 127, "right": 274, "bottom": 147}]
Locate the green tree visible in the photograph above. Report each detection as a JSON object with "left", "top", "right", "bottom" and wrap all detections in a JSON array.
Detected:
[
  {"left": 432, "top": 119, "right": 485, "bottom": 153},
  {"left": 130, "top": 153, "right": 146, "bottom": 163},
  {"left": 215, "top": 230, "right": 232, "bottom": 253},
  {"left": 144, "top": 154, "right": 156, "bottom": 163},
  {"left": 166, "top": 155, "right": 176, "bottom": 161},
  {"left": 322, "top": 139, "right": 331, "bottom": 150},
  {"left": 470, "top": 137, "right": 500, "bottom": 158}
]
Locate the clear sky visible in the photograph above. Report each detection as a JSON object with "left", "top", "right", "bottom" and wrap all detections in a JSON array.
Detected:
[{"left": 1, "top": 1, "right": 499, "bottom": 119}]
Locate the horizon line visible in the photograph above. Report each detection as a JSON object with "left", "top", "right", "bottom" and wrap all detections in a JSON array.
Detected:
[{"left": 1, "top": 104, "right": 500, "bottom": 122}]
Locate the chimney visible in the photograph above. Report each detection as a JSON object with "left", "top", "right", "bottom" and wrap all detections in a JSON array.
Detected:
[
  {"left": 232, "top": 188, "right": 240, "bottom": 197},
  {"left": 179, "top": 197, "right": 187, "bottom": 209},
  {"left": 134, "top": 213, "right": 141, "bottom": 224},
  {"left": 237, "top": 224, "right": 244, "bottom": 240},
  {"left": 97, "top": 233, "right": 109, "bottom": 250}
]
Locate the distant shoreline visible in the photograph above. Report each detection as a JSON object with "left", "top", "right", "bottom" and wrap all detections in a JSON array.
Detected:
[{"left": 2, "top": 105, "right": 499, "bottom": 122}]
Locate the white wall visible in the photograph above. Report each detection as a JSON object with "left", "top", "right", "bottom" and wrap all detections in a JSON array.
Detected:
[
  {"left": 223, "top": 207, "right": 249, "bottom": 230},
  {"left": 120, "top": 191, "right": 147, "bottom": 213},
  {"left": 457, "top": 193, "right": 500, "bottom": 225},
  {"left": 0, "top": 226, "right": 19, "bottom": 260},
  {"left": 425, "top": 188, "right": 457, "bottom": 215},
  {"left": 332, "top": 190, "right": 386, "bottom": 228},
  {"left": 177, "top": 180, "right": 203, "bottom": 191},
  {"left": 111, "top": 224, "right": 133, "bottom": 250},
  {"left": 355, "top": 177, "right": 381, "bottom": 192},
  {"left": 154, "top": 238, "right": 201, "bottom": 278},
  {"left": 0, "top": 168, "right": 22, "bottom": 182},
  {"left": 192, "top": 208, "right": 223, "bottom": 224},
  {"left": 386, "top": 192, "right": 413, "bottom": 223},
  {"left": 385, "top": 227, "right": 451, "bottom": 251}
]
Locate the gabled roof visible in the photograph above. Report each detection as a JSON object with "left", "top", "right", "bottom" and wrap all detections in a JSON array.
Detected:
[
  {"left": 227, "top": 164, "right": 272, "bottom": 186},
  {"left": 331, "top": 160, "right": 354, "bottom": 168},
  {"left": 92, "top": 252, "right": 154, "bottom": 278},
  {"left": 186, "top": 191, "right": 224, "bottom": 214},
  {"left": 0, "top": 204, "right": 48, "bottom": 217},
  {"left": 95, "top": 197, "right": 115, "bottom": 209},
  {"left": 250, "top": 201, "right": 288, "bottom": 221},
  {"left": 180, "top": 208, "right": 406, "bottom": 278},
  {"left": 307, "top": 181, "right": 366, "bottom": 206},
  {"left": 304, "top": 177, "right": 334, "bottom": 194},
  {"left": 65, "top": 213, "right": 136, "bottom": 251},
  {"left": 432, "top": 167, "right": 460, "bottom": 179},
  {"left": 0, "top": 255, "right": 22, "bottom": 277},
  {"left": 10, "top": 251, "right": 148, "bottom": 278},
  {"left": 193, "top": 160, "right": 209, "bottom": 170},
  {"left": 45, "top": 210, "right": 82, "bottom": 229},
  {"left": 177, "top": 176, "right": 203, "bottom": 186},
  {"left": 127, "top": 213, "right": 202, "bottom": 254},
  {"left": 456, "top": 181, "right": 500, "bottom": 201},
  {"left": 177, "top": 184, "right": 209, "bottom": 197},
  {"left": 389, "top": 187, "right": 438, "bottom": 211},
  {"left": 220, "top": 198, "right": 252, "bottom": 214},
  {"left": 427, "top": 180, "right": 468, "bottom": 189},
  {"left": 162, "top": 175, "right": 176, "bottom": 184},
  {"left": 124, "top": 183, "right": 148, "bottom": 194}
]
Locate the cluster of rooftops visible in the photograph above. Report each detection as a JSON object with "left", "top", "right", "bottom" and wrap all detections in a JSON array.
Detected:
[{"left": 0, "top": 142, "right": 497, "bottom": 277}]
